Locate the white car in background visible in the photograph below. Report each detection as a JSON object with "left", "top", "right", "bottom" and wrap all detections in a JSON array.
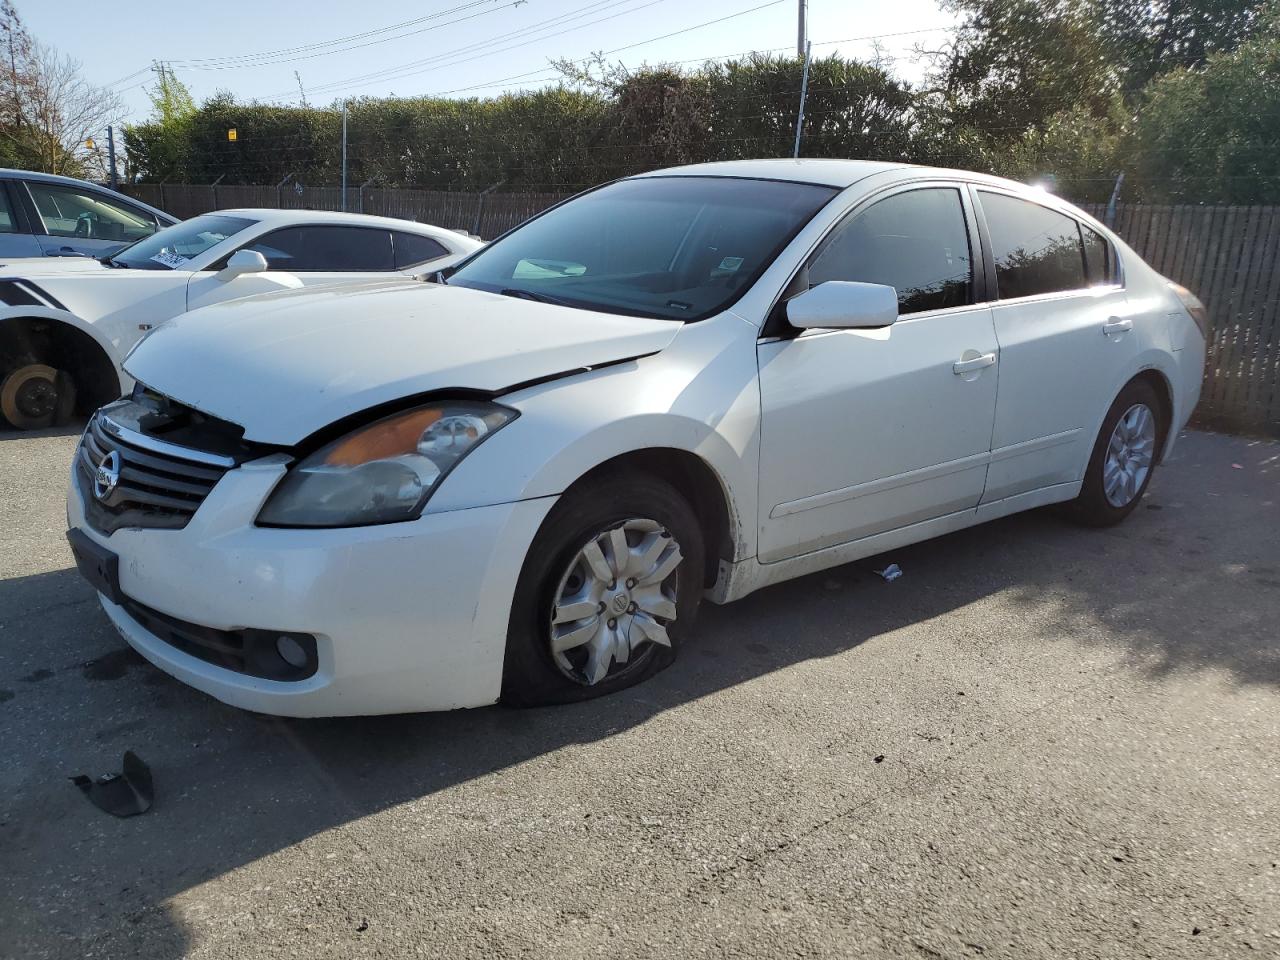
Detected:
[
  {"left": 66, "top": 160, "right": 1205, "bottom": 717},
  {"left": 0, "top": 210, "right": 480, "bottom": 428}
]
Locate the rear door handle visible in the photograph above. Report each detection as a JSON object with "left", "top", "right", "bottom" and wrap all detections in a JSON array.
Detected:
[
  {"left": 952, "top": 352, "right": 996, "bottom": 375},
  {"left": 1103, "top": 317, "right": 1133, "bottom": 335}
]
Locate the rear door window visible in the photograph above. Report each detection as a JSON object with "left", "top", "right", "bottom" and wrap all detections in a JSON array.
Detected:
[
  {"left": 808, "top": 187, "right": 974, "bottom": 314},
  {"left": 242, "top": 226, "right": 395, "bottom": 271},
  {"left": 979, "top": 191, "right": 1088, "bottom": 298}
]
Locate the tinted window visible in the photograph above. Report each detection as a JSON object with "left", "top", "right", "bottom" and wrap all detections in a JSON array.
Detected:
[
  {"left": 243, "top": 226, "right": 394, "bottom": 271},
  {"left": 114, "top": 214, "right": 256, "bottom": 270},
  {"left": 809, "top": 188, "right": 974, "bottom": 314},
  {"left": 27, "top": 182, "right": 156, "bottom": 242},
  {"left": 981, "top": 191, "right": 1087, "bottom": 298},
  {"left": 0, "top": 186, "right": 15, "bottom": 233},
  {"left": 448, "top": 176, "right": 838, "bottom": 322},
  {"left": 1081, "top": 224, "right": 1112, "bottom": 284},
  {"left": 393, "top": 231, "right": 449, "bottom": 268}
]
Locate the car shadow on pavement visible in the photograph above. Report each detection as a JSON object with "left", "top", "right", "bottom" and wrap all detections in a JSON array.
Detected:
[
  {"left": 1, "top": 432, "right": 1277, "bottom": 958},
  {"left": 0, "top": 423, "right": 85, "bottom": 442}
]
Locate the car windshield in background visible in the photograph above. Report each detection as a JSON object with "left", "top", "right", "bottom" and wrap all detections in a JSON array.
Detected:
[
  {"left": 447, "top": 176, "right": 838, "bottom": 321},
  {"left": 111, "top": 214, "right": 257, "bottom": 270}
]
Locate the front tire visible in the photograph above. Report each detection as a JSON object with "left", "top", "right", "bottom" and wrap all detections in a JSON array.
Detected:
[
  {"left": 501, "top": 473, "right": 704, "bottom": 707},
  {"left": 1070, "top": 380, "right": 1166, "bottom": 526}
]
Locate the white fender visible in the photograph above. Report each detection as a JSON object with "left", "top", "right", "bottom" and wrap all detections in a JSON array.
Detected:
[{"left": 0, "top": 304, "right": 128, "bottom": 393}]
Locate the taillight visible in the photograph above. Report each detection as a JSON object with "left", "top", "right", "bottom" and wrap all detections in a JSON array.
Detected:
[{"left": 1169, "top": 282, "right": 1209, "bottom": 340}]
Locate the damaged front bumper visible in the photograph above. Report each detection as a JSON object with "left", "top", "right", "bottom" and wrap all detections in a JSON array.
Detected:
[{"left": 67, "top": 456, "right": 555, "bottom": 716}]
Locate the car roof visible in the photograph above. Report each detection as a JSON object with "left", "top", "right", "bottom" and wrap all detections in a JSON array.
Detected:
[
  {"left": 209, "top": 208, "right": 471, "bottom": 233},
  {"left": 633, "top": 159, "right": 911, "bottom": 188},
  {"left": 634, "top": 158, "right": 1048, "bottom": 194},
  {"left": 631, "top": 159, "right": 1108, "bottom": 231},
  {"left": 0, "top": 167, "right": 117, "bottom": 188},
  {"left": 0, "top": 168, "right": 177, "bottom": 221}
]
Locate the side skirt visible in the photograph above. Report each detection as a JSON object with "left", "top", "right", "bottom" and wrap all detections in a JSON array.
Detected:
[{"left": 709, "top": 480, "right": 1081, "bottom": 604}]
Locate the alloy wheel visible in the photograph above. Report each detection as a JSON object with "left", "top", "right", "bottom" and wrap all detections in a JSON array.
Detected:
[{"left": 1103, "top": 402, "right": 1156, "bottom": 508}]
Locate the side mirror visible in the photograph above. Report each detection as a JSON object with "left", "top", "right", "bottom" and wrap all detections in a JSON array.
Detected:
[
  {"left": 218, "top": 249, "right": 268, "bottom": 280},
  {"left": 786, "top": 280, "right": 899, "bottom": 330}
]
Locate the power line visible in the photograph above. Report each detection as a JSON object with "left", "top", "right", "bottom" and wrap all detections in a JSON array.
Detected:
[
  {"left": 364, "top": 22, "right": 955, "bottom": 101},
  {"left": 264, "top": 0, "right": 655, "bottom": 99},
  {"left": 283, "top": 0, "right": 684, "bottom": 100},
  {"left": 162, "top": 0, "right": 513, "bottom": 69}
]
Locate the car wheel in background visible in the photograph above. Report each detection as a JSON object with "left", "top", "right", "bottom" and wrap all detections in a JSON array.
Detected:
[
  {"left": 0, "top": 363, "right": 76, "bottom": 430},
  {"left": 502, "top": 473, "right": 704, "bottom": 706},
  {"left": 1070, "top": 379, "right": 1166, "bottom": 527}
]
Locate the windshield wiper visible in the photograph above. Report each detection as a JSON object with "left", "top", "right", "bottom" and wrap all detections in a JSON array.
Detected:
[
  {"left": 498, "top": 287, "right": 576, "bottom": 308},
  {"left": 98, "top": 256, "right": 130, "bottom": 269}
]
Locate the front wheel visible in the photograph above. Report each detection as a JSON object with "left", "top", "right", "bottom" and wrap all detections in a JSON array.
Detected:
[
  {"left": 501, "top": 474, "right": 704, "bottom": 706},
  {"left": 1070, "top": 380, "right": 1166, "bottom": 526}
]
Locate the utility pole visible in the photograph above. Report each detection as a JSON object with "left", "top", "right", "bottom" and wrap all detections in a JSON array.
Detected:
[
  {"left": 797, "top": 0, "right": 808, "bottom": 59},
  {"left": 793, "top": 41, "right": 812, "bottom": 158},
  {"left": 341, "top": 102, "right": 348, "bottom": 212},
  {"left": 1105, "top": 171, "right": 1125, "bottom": 227},
  {"left": 106, "top": 125, "right": 118, "bottom": 190}
]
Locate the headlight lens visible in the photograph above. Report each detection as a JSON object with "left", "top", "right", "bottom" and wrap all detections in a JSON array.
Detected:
[{"left": 257, "top": 400, "right": 516, "bottom": 527}]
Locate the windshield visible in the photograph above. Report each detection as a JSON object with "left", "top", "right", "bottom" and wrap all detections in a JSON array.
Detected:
[
  {"left": 448, "top": 176, "right": 838, "bottom": 321},
  {"left": 111, "top": 214, "right": 257, "bottom": 270}
]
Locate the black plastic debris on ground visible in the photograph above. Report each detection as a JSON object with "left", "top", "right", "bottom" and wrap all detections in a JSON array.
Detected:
[{"left": 71, "top": 751, "right": 153, "bottom": 817}]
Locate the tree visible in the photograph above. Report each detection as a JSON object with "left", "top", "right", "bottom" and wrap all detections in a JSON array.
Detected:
[
  {"left": 922, "top": 0, "right": 1268, "bottom": 144},
  {"left": 1128, "top": 15, "right": 1280, "bottom": 202},
  {"left": 0, "top": 1, "right": 122, "bottom": 177},
  {"left": 121, "top": 66, "right": 197, "bottom": 182},
  {"left": 1097, "top": 0, "right": 1269, "bottom": 92}
]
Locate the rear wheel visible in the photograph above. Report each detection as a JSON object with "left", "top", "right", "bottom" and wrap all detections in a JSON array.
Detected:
[
  {"left": 1070, "top": 380, "right": 1165, "bottom": 526},
  {"left": 0, "top": 363, "right": 76, "bottom": 430},
  {"left": 501, "top": 474, "right": 703, "bottom": 706}
]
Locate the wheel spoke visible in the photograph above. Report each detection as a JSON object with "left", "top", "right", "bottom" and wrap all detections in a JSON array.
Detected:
[
  {"left": 633, "top": 586, "right": 676, "bottom": 620},
  {"left": 633, "top": 532, "right": 669, "bottom": 577},
  {"left": 552, "top": 617, "right": 599, "bottom": 654},
  {"left": 607, "top": 526, "right": 630, "bottom": 578},
  {"left": 580, "top": 540, "right": 613, "bottom": 584},
  {"left": 630, "top": 612, "right": 671, "bottom": 648},
  {"left": 553, "top": 599, "right": 598, "bottom": 624},
  {"left": 583, "top": 628, "right": 614, "bottom": 684},
  {"left": 638, "top": 544, "right": 682, "bottom": 586}
]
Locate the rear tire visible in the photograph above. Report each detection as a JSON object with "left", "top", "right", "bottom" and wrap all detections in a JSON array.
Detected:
[
  {"left": 501, "top": 473, "right": 704, "bottom": 707},
  {"left": 0, "top": 363, "right": 76, "bottom": 430},
  {"left": 1069, "top": 379, "right": 1166, "bottom": 527}
]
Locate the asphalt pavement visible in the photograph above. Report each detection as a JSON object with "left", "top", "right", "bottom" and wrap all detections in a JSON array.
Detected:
[{"left": 1, "top": 425, "right": 1277, "bottom": 959}]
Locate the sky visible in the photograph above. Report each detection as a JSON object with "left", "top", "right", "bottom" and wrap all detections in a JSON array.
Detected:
[{"left": 24, "top": 0, "right": 957, "bottom": 126}]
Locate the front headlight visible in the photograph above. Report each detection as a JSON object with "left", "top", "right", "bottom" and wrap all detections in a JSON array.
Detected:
[{"left": 257, "top": 400, "right": 516, "bottom": 527}]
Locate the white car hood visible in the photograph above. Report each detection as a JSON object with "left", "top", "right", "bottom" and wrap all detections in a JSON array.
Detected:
[
  {"left": 125, "top": 279, "right": 681, "bottom": 445},
  {"left": 0, "top": 256, "right": 106, "bottom": 273}
]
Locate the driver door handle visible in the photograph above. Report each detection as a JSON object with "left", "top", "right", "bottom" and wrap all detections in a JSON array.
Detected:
[
  {"left": 1103, "top": 317, "right": 1133, "bottom": 335},
  {"left": 952, "top": 352, "right": 997, "bottom": 375}
]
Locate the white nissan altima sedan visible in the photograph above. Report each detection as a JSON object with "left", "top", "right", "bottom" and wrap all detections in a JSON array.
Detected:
[{"left": 66, "top": 160, "right": 1206, "bottom": 716}]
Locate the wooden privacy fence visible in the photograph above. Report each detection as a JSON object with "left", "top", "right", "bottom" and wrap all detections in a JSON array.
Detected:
[
  {"left": 123, "top": 184, "right": 1280, "bottom": 436},
  {"left": 123, "top": 182, "right": 568, "bottom": 241},
  {"left": 1082, "top": 203, "right": 1280, "bottom": 436}
]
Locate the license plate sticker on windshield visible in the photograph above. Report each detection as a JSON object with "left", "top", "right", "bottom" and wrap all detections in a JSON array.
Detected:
[
  {"left": 150, "top": 251, "right": 189, "bottom": 268},
  {"left": 718, "top": 256, "right": 744, "bottom": 272}
]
